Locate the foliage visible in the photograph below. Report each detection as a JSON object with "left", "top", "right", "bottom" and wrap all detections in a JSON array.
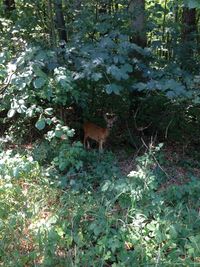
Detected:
[
  {"left": 0, "top": 0, "right": 200, "bottom": 143},
  {"left": 0, "top": 45, "right": 85, "bottom": 142},
  {"left": 0, "top": 1, "right": 200, "bottom": 266},
  {"left": 1, "top": 145, "right": 200, "bottom": 266},
  {"left": 0, "top": 150, "right": 39, "bottom": 179}
]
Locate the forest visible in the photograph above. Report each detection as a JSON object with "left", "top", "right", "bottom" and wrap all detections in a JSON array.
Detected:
[{"left": 0, "top": 0, "right": 200, "bottom": 266}]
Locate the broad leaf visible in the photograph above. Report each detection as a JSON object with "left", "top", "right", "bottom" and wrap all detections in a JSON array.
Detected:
[
  {"left": 33, "top": 77, "right": 46, "bottom": 89},
  {"left": 105, "top": 84, "right": 122, "bottom": 94},
  {"left": 91, "top": 72, "right": 102, "bottom": 81},
  {"left": 7, "top": 108, "right": 16, "bottom": 118},
  {"left": 35, "top": 118, "right": 46, "bottom": 130},
  {"left": 44, "top": 108, "right": 53, "bottom": 116}
]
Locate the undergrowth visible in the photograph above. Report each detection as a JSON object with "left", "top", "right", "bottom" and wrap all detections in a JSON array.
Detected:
[{"left": 0, "top": 145, "right": 200, "bottom": 266}]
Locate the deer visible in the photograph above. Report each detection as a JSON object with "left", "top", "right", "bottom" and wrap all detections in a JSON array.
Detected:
[{"left": 83, "top": 114, "right": 117, "bottom": 152}]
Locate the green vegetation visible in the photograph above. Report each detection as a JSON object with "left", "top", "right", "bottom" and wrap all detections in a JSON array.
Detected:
[
  {"left": 0, "top": 0, "right": 200, "bottom": 266},
  {"left": 1, "top": 147, "right": 200, "bottom": 266}
]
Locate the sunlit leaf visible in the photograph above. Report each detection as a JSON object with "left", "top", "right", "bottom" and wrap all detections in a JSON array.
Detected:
[
  {"left": 44, "top": 108, "right": 53, "bottom": 116},
  {"left": 7, "top": 108, "right": 16, "bottom": 118}
]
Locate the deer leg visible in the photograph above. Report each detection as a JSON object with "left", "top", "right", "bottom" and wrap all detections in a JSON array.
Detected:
[
  {"left": 84, "top": 136, "right": 90, "bottom": 149},
  {"left": 99, "top": 140, "right": 103, "bottom": 153},
  {"left": 87, "top": 140, "right": 90, "bottom": 149},
  {"left": 84, "top": 135, "right": 87, "bottom": 148},
  {"left": 84, "top": 136, "right": 90, "bottom": 150}
]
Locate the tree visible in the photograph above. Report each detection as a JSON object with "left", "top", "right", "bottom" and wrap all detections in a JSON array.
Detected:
[
  {"left": 54, "top": 0, "right": 67, "bottom": 42},
  {"left": 182, "top": 7, "right": 196, "bottom": 42},
  {"left": 128, "top": 0, "right": 146, "bottom": 47},
  {"left": 128, "top": 0, "right": 147, "bottom": 117},
  {"left": 48, "top": 0, "right": 56, "bottom": 47},
  {"left": 181, "top": 7, "right": 197, "bottom": 67}
]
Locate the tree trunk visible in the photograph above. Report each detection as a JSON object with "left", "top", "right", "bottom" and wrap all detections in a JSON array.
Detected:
[
  {"left": 48, "top": 0, "right": 56, "bottom": 47},
  {"left": 128, "top": 0, "right": 147, "bottom": 118},
  {"left": 54, "top": 0, "right": 67, "bottom": 42},
  {"left": 128, "top": 0, "right": 146, "bottom": 48},
  {"left": 181, "top": 7, "right": 197, "bottom": 66},
  {"left": 182, "top": 7, "right": 196, "bottom": 42}
]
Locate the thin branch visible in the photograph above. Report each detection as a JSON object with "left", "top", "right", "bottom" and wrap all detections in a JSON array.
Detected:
[
  {"left": 141, "top": 137, "right": 170, "bottom": 180},
  {"left": 165, "top": 119, "right": 173, "bottom": 139}
]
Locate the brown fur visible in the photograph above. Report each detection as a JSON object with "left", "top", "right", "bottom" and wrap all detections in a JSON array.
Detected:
[{"left": 83, "top": 116, "right": 116, "bottom": 152}]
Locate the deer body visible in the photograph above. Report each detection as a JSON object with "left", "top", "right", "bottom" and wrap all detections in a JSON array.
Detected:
[{"left": 83, "top": 115, "right": 116, "bottom": 152}]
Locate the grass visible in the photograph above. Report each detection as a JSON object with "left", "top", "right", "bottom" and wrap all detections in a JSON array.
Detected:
[{"left": 0, "top": 145, "right": 200, "bottom": 266}]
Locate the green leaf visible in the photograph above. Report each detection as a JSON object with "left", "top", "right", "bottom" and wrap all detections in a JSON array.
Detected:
[
  {"left": 166, "top": 91, "right": 176, "bottom": 98},
  {"left": 13, "top": 167, "right": 20, "bottom": 178},
  {"left": 7, "top": 109, "right": 16, "bottom": 118},
  {"left": 17, "top": 105, "right": 27, "bottom": 113},
  {"left": 44, "top": 108, "right": 53, "bottom": 116},
  {"left": 105, "top": 84, "right": 122, "bottom": 95},
  {"left": 33, "top": 66, "right": 48, "bottom": 78},
  {"left": 46, "top": 118, "right": 52, "bottom": 125},
  {"left": 0, "top": 52, "right": 7, "bottom": 64},
  {"left": 91, "top": 72, "right": 102, "bottom": 81},
  {"left": 169, "top": 225, "right": 178, "bottom": 239},
  {"left": 59, "top": 78, "right": 68, "bottom": 88},
  {"left": 33, "top": 77, "right": 46, "bottom": 89},
  {"left": 107, "top": 65, "right": 121, "bottom": 80},
  {"left": 35, "top": 118, "right": 46, "bottom": 130},
  {"left": 55, "top": 130, "right": 63, "bottom": 138},
  {"left": 121, "top": 63, "right": 133, "bottom": 73},
  {"left": 133, "top": 82, "right": 147, "bottom": 91},
  {"left": 101, "top": 180, "right": 112, "bottom": 192},
  {"left": 26, "top": 108, "right": 34, "bottom": 117}
]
